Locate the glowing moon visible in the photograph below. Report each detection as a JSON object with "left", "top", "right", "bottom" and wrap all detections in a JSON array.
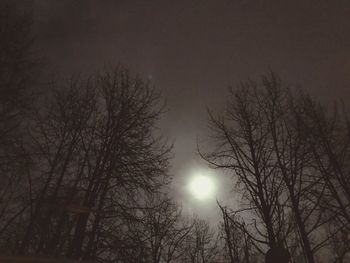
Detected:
[{"left": 188, "top": 175, "right": 215, "bottom": 200}]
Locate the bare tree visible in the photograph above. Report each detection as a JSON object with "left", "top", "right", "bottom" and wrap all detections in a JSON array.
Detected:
[
  {"left": 300, "top": 96, "right": 350, "bottom": 228},
  {"left": 117, "top": 193, "right": 192, "bottom": 263},
  {"left": 0, "top": 67, "right": 172, "bottom": 261},
  {"left": 200, "top": 79, "right": 291, "bottom": 250},
  {"left": 201, "top": 73, "right": 349, "bottom": 262},
  {"left": 219, "top": 204, "right": 259, "bottom": 263},
  {"left": 257, "top": 75, "right": 319, "bottom": 263},
  {"left": 297, "top": 95, "right": 350, "bottom": 262},
  {"left": 181, "top": 217, "right": 220, "bottom": 263},
  {"left": 16, "top": 78, "right": 97, "bottom": 255}
]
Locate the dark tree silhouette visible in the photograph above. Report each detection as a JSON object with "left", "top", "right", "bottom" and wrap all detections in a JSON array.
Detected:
[
  {"left": 200, "top": 77, "right": 291, "bottom": 251},
  {"left": 180, "top": 217, "right": 220, "bottom": 263},
  {"left": 219, "top": 204, "right": 258, "bottom": 263},
  {"left": 1, "top": 4, "right": 349, "bottom": 262},
  {"left": 298, "top": 96, "right": 350, "bottom": 262},
  {"left": 118, "top": 193, "right": 193, "bottom": 263},
  {"left": 0, "top": 67, "right": 173, "bottom": 262},
  {"left": 201, "top": 73, "right": 350, "bottom": 263},
  {"left": 0, "top": 2, "right": 39, "bottom": 250}
]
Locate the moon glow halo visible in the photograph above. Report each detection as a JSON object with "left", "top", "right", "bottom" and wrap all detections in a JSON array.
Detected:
[{"left": 188, "top": 174, "right": 215, "bottom": 200}]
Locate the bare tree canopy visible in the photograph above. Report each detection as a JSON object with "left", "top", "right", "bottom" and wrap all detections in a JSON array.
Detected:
[
  {"left": 1, "top": 3, "right": 350, "bottom": 263},
  {"left": 201, "top": 73, "right": 350, "bottom": 263}
]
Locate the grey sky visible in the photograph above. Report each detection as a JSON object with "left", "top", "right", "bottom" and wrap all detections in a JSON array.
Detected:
[{"left": 22, "top": 0, "right": 350, "bottom": 221}]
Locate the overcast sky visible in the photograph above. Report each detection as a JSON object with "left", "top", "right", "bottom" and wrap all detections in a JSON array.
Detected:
[{"left": 22, "top": 0, "right": 350, "bottom": 221}]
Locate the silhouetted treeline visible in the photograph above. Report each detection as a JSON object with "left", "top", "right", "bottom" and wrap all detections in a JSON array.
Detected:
[
  {"left": 201, "top": 73, "right": 350, "bottom": 262},
  {"left": 1, "top": 3, "right": 349, "bottom": 263},
  {"left": 0, "top": 3, "right": 222, "bottom": 263}
]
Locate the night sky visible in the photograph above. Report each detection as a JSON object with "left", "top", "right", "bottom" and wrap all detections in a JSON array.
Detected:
[{"left": 23, "top": 0, "right": 350, "bottom": 220}]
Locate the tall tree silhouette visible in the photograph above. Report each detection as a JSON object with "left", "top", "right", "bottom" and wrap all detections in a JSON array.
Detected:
[
  {"left": 1, "top": 67, "right": 172, "bottom": 261},
  {"left": 200, "top": 78, "right": 290, "bottom": 250},
  {"left": 201, "top": 73, "right": 350, "bottom": 262},
  {"left": 0, "top": 2, "right": 39, "bottom": 248}
]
